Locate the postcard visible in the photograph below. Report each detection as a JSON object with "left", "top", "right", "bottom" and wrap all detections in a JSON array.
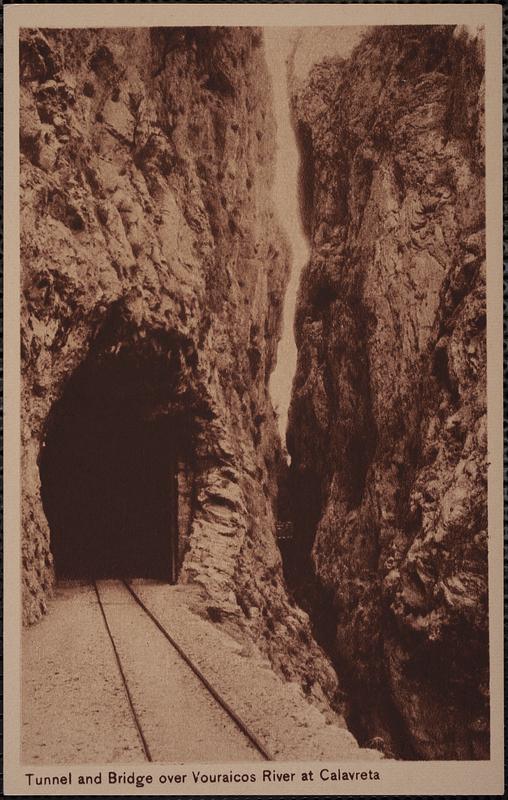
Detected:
[{"left": 3, "top": 3, "right": 504, "bottom": 795}]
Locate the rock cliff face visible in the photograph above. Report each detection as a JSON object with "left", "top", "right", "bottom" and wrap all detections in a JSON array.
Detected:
[
  {"left": 20, "top": 27, "right": 340, "bottom": 708},
  {"left": 287, "top": 26, "right": 488, "bottom": 759}
]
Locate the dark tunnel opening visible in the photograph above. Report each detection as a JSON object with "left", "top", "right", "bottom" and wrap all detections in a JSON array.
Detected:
[{"left": 39, "top": 348, "right": 192, "bottom": 582}]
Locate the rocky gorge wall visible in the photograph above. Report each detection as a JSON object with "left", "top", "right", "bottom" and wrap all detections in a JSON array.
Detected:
[
  {"left": 20, "top": 27, "right": 341, "bottom": 709},
  {"left": 287, "top": 25, "right": 488, "bottom": 759}
]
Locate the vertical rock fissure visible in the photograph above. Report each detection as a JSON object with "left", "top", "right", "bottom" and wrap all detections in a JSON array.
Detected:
[{"left": 263, "top": 30, "right": 310, "bottom": 439}]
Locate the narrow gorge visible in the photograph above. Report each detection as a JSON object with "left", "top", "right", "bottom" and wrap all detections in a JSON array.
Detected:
[{"left": 20, "top": 24, "right": 488, "bottom": 763}]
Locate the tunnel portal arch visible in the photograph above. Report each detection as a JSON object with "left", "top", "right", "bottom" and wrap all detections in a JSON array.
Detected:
[{"left": 39, "top": 343, "right": 196, "bottom": 582}]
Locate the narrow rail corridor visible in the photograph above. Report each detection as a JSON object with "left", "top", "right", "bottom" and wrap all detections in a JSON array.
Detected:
[
  {"left": 23, "top": 581, "right": 379, "bottom": 764},
  {"left": 22, "top": 581, "right": 265, "bottom": 764}
]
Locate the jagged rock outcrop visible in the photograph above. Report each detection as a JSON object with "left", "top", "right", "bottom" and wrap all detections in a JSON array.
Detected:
[
  {"left": 20, "top": 27, "right": 341, "bottom": 710},
  {"left": 288, "top": 25, "right": 487, "bottom": 759}
]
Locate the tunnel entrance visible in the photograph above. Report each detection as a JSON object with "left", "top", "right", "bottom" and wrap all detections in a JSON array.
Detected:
[{"left": 39, "top": 348, "right": 190, "bottom": 582}]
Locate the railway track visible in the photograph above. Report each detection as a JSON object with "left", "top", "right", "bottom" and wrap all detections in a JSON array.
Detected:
[{"left": 93, "top": 579, "right": 273, "bottom": 763}]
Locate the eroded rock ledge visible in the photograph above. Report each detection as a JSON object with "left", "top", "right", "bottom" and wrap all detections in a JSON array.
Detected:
[
  {"left": 287, "top": 25, "right": 488, "bottom": 759},
  {"left": 20, "top": 27, "right": 341, "bottom": 713}
]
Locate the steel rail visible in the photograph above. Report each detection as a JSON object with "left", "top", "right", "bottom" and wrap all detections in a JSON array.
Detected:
[
  {"left": 122, "top": 580, "right": 274, "bottom": 762},
  {"left": 93, "top": 581, "right": 153, "bottom": 762}
]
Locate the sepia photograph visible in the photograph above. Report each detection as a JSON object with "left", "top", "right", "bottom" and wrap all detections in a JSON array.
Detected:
[{"left": 3, "top": 3, "right": 504, "bottom": 796}]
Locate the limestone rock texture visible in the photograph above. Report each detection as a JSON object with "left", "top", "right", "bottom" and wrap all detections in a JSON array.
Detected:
[
  {"left": 287, "top": 26, "right": 488, "bottom": 759},
  {"left": 20, "top": 27, "right": 339, "bottom": 708}
]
